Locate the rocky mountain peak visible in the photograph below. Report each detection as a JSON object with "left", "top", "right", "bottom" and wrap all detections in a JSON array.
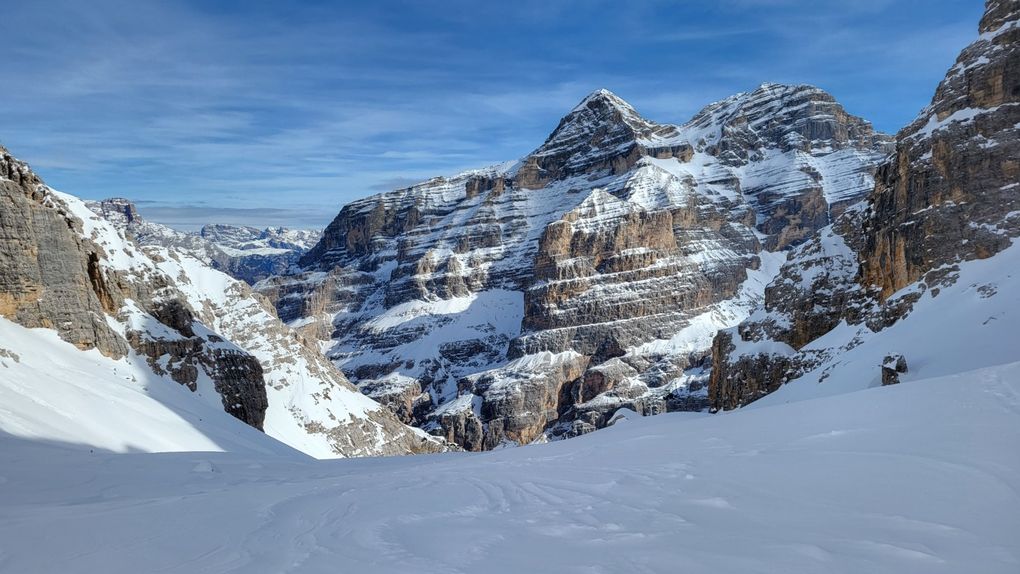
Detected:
[
  {"left": 514, "top": 89, "right": 684, "bottom": 188},
  {"left": 0, "top": 145, "right": 41, "bottom": 188},
  {"left": 908, "top": 0, "right": 1019, "bottom": 142},
  {"left": 980, "top": 0, "right": 1020, "bottom": 33},
  {"left": 685, "top": 82, "right": 889, "bottom": 161},
  {"left": 566, "top": 88, "right": 643, "bottom": 120}
]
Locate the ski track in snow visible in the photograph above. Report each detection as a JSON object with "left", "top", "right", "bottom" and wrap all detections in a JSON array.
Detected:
[{"left": 0, "top": 363, "right": 1018, "bottom": 574}]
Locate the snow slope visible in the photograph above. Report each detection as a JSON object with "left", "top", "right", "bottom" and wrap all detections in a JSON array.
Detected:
[
  {"left": 752, "top": 238, "right": 1020, "bottom": 408},
  {"left": 0, "top": 362, "right": 1016, "bottom": 573},
  {"left": 149, "top": 247, "right": 442, "bottom": 458},
  {"left": 0, "top": 317, "right": 297, "bottom": 457}
]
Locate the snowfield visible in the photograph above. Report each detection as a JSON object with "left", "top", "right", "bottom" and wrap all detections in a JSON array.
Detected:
[
  {"left": 0, "top": 362, "right": 1017, "bottom": 573},
  {"left": 0, "top": 317, "right": 296, "bottom": 457}
]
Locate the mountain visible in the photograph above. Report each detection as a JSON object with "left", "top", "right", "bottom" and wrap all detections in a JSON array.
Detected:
[
  {"left": 261, "top": 82, "right": 892, "bottom": 450},
  {"left": 710, "top": 0, "right": 1020, "bottom": 409},
  {"left": 86, "top": 198, "right": 320, "bottom": 284},
  {"left": 0, "top": 152, "right": 445, "bottom": 457},
  {"left": 1, "top": 3, "right": 1017, "bottom": 572}
]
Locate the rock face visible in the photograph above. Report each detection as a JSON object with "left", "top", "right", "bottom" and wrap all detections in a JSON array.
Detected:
[
  {"left": 86, "top": 198, "right": 320, "bottom": 284},
  {"left": 860, "top": 1, "right": 1020, "bottom": 298},
  {"left": 263, "top": 83, "right": 891, "bottom": 450},
  {"left": 710, "top": 0, "right": 1020, "bottom": 410}
]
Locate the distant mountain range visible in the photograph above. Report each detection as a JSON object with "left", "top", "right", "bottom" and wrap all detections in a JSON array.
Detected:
[{"left": 86, "top": 197, "right": 320, "bottom": 284}]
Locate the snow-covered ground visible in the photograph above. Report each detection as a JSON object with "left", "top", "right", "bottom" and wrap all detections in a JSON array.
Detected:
[
  {"left": 0, "top": 360, "right": 1017, "bottom": 573},
  {"left": 0, "top": 317, "right": 295, "bottom": 456}
]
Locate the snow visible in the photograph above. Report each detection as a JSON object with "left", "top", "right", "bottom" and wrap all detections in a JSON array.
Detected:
[
  {"left": 978, "top": 16, "right": 1019, "bottom": 42},
  {"left": 753, "top": 239, "right": 1020, "bottom": 407},
  {"left": 910, "top": 107, "right": 993, "bottom": 139},
  {"left": 364, "top": 291, "right": 502, "bottom": 332},
  {"left": 0, "top": 360, "right": 1017, "bottom": 573},
  {"left": 631, "top": 250, "right": 786, "bottom": 357},
  {"left": 149, "top": 247, "right": 415, "bottom": 458},
  {"left": 0, "top": 317, "right": 296, "bottom": 457},
  {"left": 336, "top": 289, "right": 525, "bottom": 404}
]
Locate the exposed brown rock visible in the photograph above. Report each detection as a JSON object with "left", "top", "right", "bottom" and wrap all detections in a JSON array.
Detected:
[
  {"left": 266, "top": 84, "right": 890, "bottom": 450},
  {"left": 711, "top": 0, "right": 1020, "bottom": 411}
]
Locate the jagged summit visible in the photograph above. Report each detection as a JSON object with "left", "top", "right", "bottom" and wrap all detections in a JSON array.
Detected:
[
  {"left": 684, "top": 82, "right": 888, "bottom": 159},
  {"left": 0, "top": 145, "right": 41, "bottom": 187},
  {"left": 515, "top": 89, "right": 684, "bottom": 188},
  {"left": 568, "top": 88, "right": 639, "bottom": 115},
  {"left": 89, "top": 197, "right": 140, "bottom": 223},
  {"left": 980, "top": 0, "right": 1020, "bottom": 32},
  {"left": 512, "top": 82, "right": 889, "bottom": 189}
]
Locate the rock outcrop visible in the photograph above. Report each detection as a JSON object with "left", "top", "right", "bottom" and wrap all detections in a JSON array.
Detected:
[
  {"left": 263, "top": 83, "right": 891, "bottom": 450},
  {"left": 710, "top": 0, "right": 1020, "bottom": 410}
]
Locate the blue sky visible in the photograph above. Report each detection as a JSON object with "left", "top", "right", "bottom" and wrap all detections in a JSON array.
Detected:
[{"left": 1, "top": 0, "right": 983, "bottom": 230}]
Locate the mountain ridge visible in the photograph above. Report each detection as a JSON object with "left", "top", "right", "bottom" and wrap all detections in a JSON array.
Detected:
[{"left": 265, "top": 81, "right": 892, "bottom": 450}]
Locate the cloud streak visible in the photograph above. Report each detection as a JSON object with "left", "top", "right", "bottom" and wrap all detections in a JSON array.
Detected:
[{"left": 0, "top": 0, "right": 983, "bottom": 229}]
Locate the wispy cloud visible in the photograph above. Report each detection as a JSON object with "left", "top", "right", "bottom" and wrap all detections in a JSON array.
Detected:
[{"left": 0, "top": 0, "right": 984, "bottom": 229}]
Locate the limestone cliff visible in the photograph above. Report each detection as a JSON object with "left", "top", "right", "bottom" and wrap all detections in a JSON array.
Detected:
[
  {"left": 264, "top": 83, "right": 890, "bottom": 450},
  {"left": 710, "top": 0, "right": 1020, "bottom": 410}
]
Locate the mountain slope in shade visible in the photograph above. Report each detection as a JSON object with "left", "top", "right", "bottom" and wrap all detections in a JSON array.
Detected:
[
  {"left": 711, "top": 0, "right": 1020, "bottom": 410},
  {"left": 263, "top": 82, "right": 891, "bottom": 450}
]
